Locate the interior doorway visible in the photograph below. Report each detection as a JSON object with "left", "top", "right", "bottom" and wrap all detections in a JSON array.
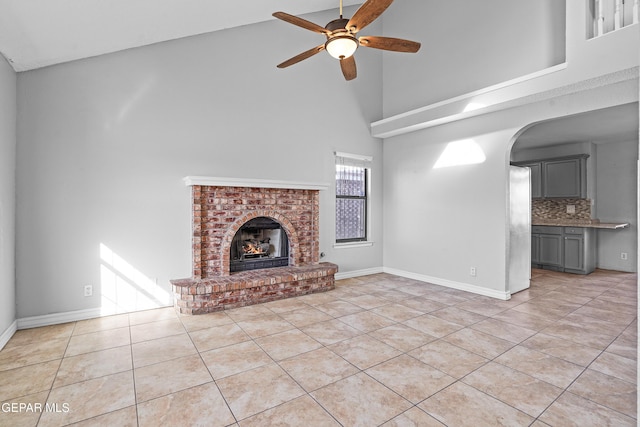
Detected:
[{"left": 507, "top": 103, "right": 639, "bottom": 288}]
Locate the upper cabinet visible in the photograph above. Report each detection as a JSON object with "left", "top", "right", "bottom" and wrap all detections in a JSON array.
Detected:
[
  {"left": 528, "top": 163, "right": 543, "bottom": 198},
  {"left": 543, "top": 156, "right": 588, "bottom": 198},
  {"left": 513, "top": 154, "right": 588, "bottom": 199}
]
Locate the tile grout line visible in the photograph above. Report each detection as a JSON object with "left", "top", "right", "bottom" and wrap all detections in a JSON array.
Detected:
[{"left": 0, "top": 270, "right": 635, "bottom": 425}]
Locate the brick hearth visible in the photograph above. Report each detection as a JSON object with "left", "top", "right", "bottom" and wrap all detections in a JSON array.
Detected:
[
  {"left": 171, "top": 178, "right": 337, "bottom": 314},
  {"left": 172, "top": 264, "right": 338, "bottom": 314}
]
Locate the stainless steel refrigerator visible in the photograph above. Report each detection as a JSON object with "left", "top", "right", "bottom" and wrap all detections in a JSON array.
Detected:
[{"left": 508, "top": 165, "right": 531, "bottom": 294}]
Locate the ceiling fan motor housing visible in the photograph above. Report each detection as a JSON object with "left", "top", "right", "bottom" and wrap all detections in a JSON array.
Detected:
[
  {"left": 324, "top": 18, "right": 358, "bottom": 59},
  {"left": 325, "top": 18, "right": 350, "bottom": 33}
]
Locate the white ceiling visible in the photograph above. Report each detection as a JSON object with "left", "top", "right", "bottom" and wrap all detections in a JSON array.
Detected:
[
  {"left": 1, "top": 1, "right": 637, "bottom": 145},
  {"left": 515, "top": 103, "right": 639, "bottom": 149},
  {"left": 0, "top": 0, "right": 362, "bottom": 72}
]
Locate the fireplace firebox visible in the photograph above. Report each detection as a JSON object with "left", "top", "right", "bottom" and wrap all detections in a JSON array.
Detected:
[{"left": 230, "top": 216, "right": 289, "bottom": 272}]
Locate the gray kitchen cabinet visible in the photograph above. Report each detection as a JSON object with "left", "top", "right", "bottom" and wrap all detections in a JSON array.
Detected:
[
  {"left": 543, "top": 156, "right": 587, "bottom": 198},
  {"left": 531, "top": 226, "right": 563, "bottom": 271},
  {"left": 563, "top": 227, "right": 596, "bottom": 274},
  {"left": 531, "top": 225, "right": 596, "bottom": 274},
  {"left": 529, "top": 163, "right": 542, "bottom": 198},
  {"left": 563, "top": 235, "right": 583, "bottom": 270},
  {"left": 513, "top": 155, "right": 588, "bottom": 199},
  {"left": 515, "top": 161, "right": 542, "bottom": 198},
  {"left": 539, "top": 234, "right": 563, "bottom": 267},
  {"left": 531, "top": 234, "right": 540, "bottom": 264}
]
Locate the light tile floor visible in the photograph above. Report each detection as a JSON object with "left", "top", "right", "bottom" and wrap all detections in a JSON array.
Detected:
[{"left": 0, "top": 269, "right": 636, "bottom": 426}]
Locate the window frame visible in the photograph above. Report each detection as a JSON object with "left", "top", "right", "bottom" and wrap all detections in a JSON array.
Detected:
[{"left": 334, "top": 152, "right": 373, "bottom": 245}]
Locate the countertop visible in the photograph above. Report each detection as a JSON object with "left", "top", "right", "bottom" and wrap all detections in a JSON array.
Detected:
[{"left": 532, "top": 219, "right": 629, "bottom": 229}]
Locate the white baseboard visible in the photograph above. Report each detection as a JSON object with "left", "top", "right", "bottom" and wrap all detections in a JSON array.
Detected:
[
  {"left": 0, "top": 320, "right": 18, "bottom": 350},
  {"left": 9, "top": 267, "right": 509, "bottom": 336},
  {"left": 17, "top": 308, "right": 103, "bottom": 330},
  {"left": 383, "top": 267, "right": 511, "bottom": 300},
  {"left": 335, "top": 267, "right": 384, "bottom": 280}
]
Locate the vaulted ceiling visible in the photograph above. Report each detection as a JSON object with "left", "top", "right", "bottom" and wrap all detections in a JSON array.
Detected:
[
  {"left": 0, "top": 0, "right": 361, "bottom": 72},
  {"left": 1, "top": 1, "right": 637, "bottom": 145}
]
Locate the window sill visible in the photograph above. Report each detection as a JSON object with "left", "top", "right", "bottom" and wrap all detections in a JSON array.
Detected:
[{"left": 333, "top": 241, "right": 374, "bottom": 249}]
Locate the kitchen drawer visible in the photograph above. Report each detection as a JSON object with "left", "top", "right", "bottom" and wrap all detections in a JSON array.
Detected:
[
  {"left": 564, "top": 227, "right": 584, "bottom": 235},
  {"left": 532, "top": 226, "right": 563, "bottom": 234}
]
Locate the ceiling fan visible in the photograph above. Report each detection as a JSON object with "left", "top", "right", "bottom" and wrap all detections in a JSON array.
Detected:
[{"left": 272, "top": 0, "right": 421, "bottom": 81}]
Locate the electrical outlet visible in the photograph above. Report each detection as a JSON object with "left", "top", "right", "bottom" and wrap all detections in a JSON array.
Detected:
[
  {"left": 621, "top": 252, "right": 628, "bottom": 260},
  {"left": 84, "top": 285, "right": 93, "bottom": 297},
  {"left": 470, "top": 267, "right": 477, "bottom": 277}
]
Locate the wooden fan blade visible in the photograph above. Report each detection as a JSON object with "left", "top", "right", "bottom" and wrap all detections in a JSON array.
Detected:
[
  {"left": 346, "top": 0, "right": 394, "bottom": 33},
  {"left": 277, "top": 45, "right": 325, "bottom": 68},
  {"left": 273, "top": 12, "right": 329, "bottom": 34},
  {"left": 340, "top": 56, "right": 357, "bottom": 81},
  {"left": 359, "top": 36, "right": 421, "bottom": 53}
]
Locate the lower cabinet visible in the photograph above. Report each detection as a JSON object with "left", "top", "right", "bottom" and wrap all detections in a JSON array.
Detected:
[
  {"left": 539, "top": 234, "right": 563, "bottom": 267},
  {"left": 531, "top": 234, "right": 540, "bottom": 264},
  {"left": 531, "top": 226, "right": 595, "bottom": 274},
  {"left": 563, "top": 235, "right": 584, "bottom": 271},
  {"left": 531, "top": 226, "right": 563, "bottom": 272},
  {"left": 563, "top": 227, "right": 596, "bottom": 274}
]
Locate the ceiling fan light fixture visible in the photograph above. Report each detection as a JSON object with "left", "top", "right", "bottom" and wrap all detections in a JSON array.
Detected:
[
  {"left": 273, "top": 0, "right": 421, "bottom": 80},
  {"left": 325, "top": 35, "right": 358, "bottom": 59}
]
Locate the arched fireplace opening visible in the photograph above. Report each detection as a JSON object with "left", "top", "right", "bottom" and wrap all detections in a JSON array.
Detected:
[{"left": 230, "top": 216, "right": 289, "bottom": 273}]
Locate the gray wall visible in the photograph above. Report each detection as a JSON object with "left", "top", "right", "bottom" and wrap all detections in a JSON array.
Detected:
[
  {"left": 382, "top": 81, "right": 637, "bottom": 295},
  {"left": 382, "top": 0, "right": 566, "bottom": 117},
  {"left": 7, "top": 2, "right": 638, "bottom": 321},
  {"left": 382, "top": 120, "right": 517, "bottom": 294},
  {"left": 15, "top": 7, "right": 384, "bottom": 318},
  {"left": 380, "top": 0, "right": 636, "bottom": 295},
  {"left": 0, "top": 55, "right": 16, "bottom": 334},
  {"left": 596, "top": 139, "right": 638, "bottom": 272}
]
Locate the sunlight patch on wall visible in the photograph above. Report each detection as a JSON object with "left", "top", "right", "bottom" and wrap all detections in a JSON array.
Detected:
[
  {"left": 434, "top": 139, "right": 486, "bottom": 169},
  {"left": 463, "top": 102, "right": 487, "bottom": 112},
  {"left": 100, "top": 243, "right": 170, "bottom": 315}
]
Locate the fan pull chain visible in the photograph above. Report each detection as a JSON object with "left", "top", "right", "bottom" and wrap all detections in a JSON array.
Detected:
[{"left": 339, "top": 0, "right": 343, "bottom": 18}]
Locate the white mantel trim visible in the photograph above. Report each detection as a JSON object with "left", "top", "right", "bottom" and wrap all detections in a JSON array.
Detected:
[{"left": 183, "top": 176, "right": 330, "bottom": 191}]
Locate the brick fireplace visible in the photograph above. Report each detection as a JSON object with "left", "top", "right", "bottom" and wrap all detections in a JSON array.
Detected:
[{"left": 171, "top": 177, "right": 338, "bottom": 314}]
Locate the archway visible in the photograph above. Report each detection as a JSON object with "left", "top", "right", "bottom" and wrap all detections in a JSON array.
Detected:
[{"left": 506, "top": 103, "right": 639, "bottom": 293}]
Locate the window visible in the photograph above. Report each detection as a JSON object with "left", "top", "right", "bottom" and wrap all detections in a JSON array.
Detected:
[{"left": 335, "top": 152, "right": 371, "bottom": 243}]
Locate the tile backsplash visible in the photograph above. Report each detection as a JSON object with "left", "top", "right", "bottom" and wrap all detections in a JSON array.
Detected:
[{"left": 532, "top": 198, "right": 592, "bottom": 221}]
